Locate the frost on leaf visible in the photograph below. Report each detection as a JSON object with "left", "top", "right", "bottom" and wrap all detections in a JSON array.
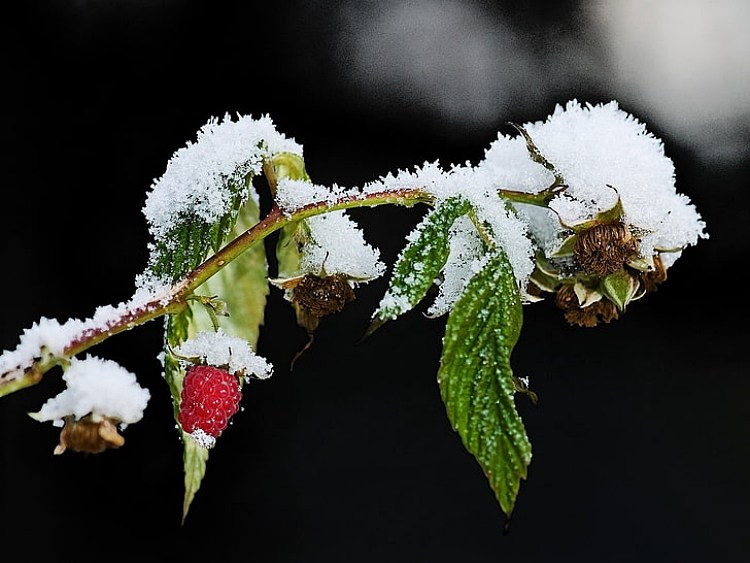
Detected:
[
  {"left": 370, "top": 195, "right": 471, "bottom": 330},
  {"left": 138, "top": 113, "right": 301, "bottom": 287},
  {"left": 437, "top": 250, "right": 531, "bottom": 520},
  {"left": 425, "top": 216, "right": 487, "bottom": 318}
]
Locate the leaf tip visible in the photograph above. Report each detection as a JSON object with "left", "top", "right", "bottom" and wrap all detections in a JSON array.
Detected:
[
  {"left": 503, "top": 515, "right": 513, "bottom": 535},
  {"left": 359, "top": 316, "right": 388, "bottom": 343}
]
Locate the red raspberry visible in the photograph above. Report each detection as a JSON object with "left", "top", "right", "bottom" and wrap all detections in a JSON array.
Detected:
[{"left": 178, "top": 365, "right": 242, "bottom": 446}]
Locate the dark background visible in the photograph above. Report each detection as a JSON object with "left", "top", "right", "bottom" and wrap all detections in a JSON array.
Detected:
[{"left": 2, "top": 1, "right": 748, "bottom": 561}]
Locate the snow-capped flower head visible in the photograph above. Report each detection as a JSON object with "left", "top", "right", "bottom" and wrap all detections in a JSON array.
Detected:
[
  {"left": 272, "top": 178, "right": 386, "bottom": 338},
  {"left": 479, "top": 100, "right": 708, "bottom": 326},
  {"left": 29, "top": 356, "right": 151, "bottom": 454}
]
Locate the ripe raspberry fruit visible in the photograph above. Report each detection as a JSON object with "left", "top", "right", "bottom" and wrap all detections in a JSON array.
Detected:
[{"left": 178, "top": 365, "right": 242, "bottom": 448}]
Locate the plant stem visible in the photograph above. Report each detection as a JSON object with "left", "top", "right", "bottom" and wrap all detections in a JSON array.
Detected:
[
  {"left": 0, "top": 187, "right": 433, "bottom": 396},
  {"left": 498, "top": 181, "right": 566, "bottom": 207}
]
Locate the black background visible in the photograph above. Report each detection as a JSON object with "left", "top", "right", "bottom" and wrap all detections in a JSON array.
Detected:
[{"left": 2, "top": 2, "right": 748, "bottom": 561}]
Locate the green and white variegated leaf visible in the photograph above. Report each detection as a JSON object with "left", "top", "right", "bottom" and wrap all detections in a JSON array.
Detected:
[
  {"left": 373, "top": 195, "right": 471, "bottom": 322},
  {"left": 437, "top": 250, "right": 531, "bottom": 518},
  {"left": 162, "top": 182, "right": 268, "bottom": 523}
]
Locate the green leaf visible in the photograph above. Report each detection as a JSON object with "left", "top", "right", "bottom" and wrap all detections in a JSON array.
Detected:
[
  {"left": 272, "top": 153, "right": 311, "bottom": 280},
  {"left": 181, "top": 430, "right": 209, "bottom": 524},
  {"left": 371, "top": 196, "right": 471, "bottom": 325},
  {"left": 437, "top": 251, "right": 531, "bottom": 519},
  {"left": 600, "top": 268, "right": 639, "bottom": 312},
  {"left": 193, "top": 196, "right": 269, "bottom": 347},
  {"left": 165, "top": 310, "right": 204, "bottom": 523},
  {"left": 147, "top": 174, "right": 254, "bottom": 284}
]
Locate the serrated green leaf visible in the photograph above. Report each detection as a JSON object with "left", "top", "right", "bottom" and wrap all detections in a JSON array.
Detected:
[
  {"left": 437, "top": 251, "right": 531, "bottom": 518},
  {"left": 147, "top": 174, "right": 253, "bottom": 284},
  {"left": 193, "top": 196, "right": 269, "bottom": 347},
  {"left": 373, "top": 196, "right": 471, "bottom": 323},
  {"left": 181, "top": 430, "right": 209, "bottom": 523}
]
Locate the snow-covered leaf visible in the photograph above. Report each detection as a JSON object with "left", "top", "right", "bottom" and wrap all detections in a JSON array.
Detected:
[
  {"left": 371, "top": 196, "right": 471, "bottom": 325},
  {"left": 146, "top": 176, "right": 252, "bottom": 284},
  {"left": 437, "top": 250, "right": 531, "bottom": 518},
  {"left": 192, "top": 197, "right": 269, "bottom": 347}
]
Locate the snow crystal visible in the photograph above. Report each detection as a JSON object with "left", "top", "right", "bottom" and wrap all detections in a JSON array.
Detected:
[
  {"left": 479, "top": 99, "right": 708, "bottom": 264},
  {"left": 31, "top": 356, "right": 150, "bottom": 425},
  {"left": 274, "top": 178, "right": 350, "bottom": 210},
  {"left": 142, "top": 113, "right": 302, "bottom": 241},
  {"left": 0, "top": 285, "right": 170, "bottom": 380},
  {"left": 188, "top": 428, "right": 216, "bottom": 449},
  {"left": 300, "top": 211, "right": 386, "bottom": 282},
  {"left": 426, "top": 216, "right": 487, "bottom": 317},
  {"left": 174, "top": 329, "right": 273, "bottom": 380}
]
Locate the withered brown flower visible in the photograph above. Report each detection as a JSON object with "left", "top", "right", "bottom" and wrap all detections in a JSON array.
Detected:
[
  {"left": 292, "top": 274, "right": 356, "bottom": 328},
  {"left": 277, "top": 273, "right": 356, "bottom": 334},
  {"left": 54, "top": 415, "right": 125, "bottom": 455},
  {"left": 637, "top": 254, "right": 668, "bottom": 293},
  {"left": 555, "top": 284, "right": 619, "bottom": 328},
  {"left": 574, "top": 222, "right": 638, "bottom": 277}
]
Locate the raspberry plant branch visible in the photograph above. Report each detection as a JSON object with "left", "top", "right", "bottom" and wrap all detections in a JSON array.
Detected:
[
  {"left": 0, "top": 103, "right": 707, "bottom": 528},
  {"left": 0, "top": 185, "right": 434, "bottom": 398}
]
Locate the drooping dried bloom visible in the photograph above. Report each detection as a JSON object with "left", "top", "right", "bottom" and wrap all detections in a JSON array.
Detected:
[
  {"left": 479, "top": 100, "right": 707, "bottom": 326},
  {"left": 294, "top": 274, "right": 355, "bottom": 317},
  {"left": 283, "top": 273, "right": 356, "bottom": 333},
  {"left": 54, "top": 415, "right": 125, "bottom": 455},
  {"left": 28, "top": 356, "right": 150, "bottom": 454}
]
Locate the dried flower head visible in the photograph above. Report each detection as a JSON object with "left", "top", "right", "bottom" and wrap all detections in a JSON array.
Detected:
[
  {"left": 574, "top": 222, "right": 638, "bottom": 276},
  {"left": 637, "top": 254, "right": 668, "bottom": 293},
  {"left": 555, "top": 284, "right": 619, "bottom": 327},
  {"left": 53, "top": 414, "right": 125, "bottom": 455},
  {"left": 282, "top": 273, "right": 356, "bottom": 333}
]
